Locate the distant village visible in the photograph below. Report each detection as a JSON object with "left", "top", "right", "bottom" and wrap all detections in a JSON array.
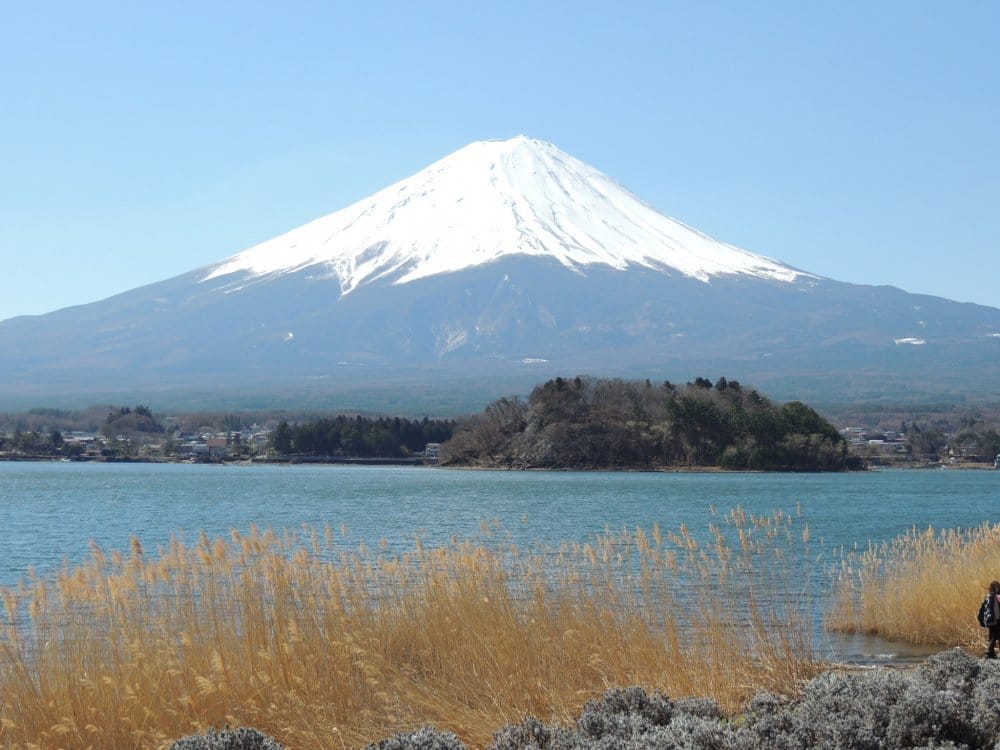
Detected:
[
  {"left": 0, "top": 426, "right": 444, "bottom": 465},
  {"left": 0, "top": 407, "right": 448, "bottom": 465},
  {"left": 838, "top": 427, "right": 1000, "bottom": 469}
]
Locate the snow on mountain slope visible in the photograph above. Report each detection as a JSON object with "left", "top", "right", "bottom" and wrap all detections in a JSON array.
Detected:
[{"left": 202, "top": 135, "right": 812, "bottom": 295}]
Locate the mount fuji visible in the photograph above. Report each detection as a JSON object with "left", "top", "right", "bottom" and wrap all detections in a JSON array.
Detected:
[
  {"left": 2, "top": 136, "right": 999, "bottom": 409},
  {"left": 203, "top": 136, "right": 807, "bottom": 294}
]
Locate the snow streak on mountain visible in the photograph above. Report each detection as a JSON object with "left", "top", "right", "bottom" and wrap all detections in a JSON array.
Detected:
[{"left": 202, "top": 135, "right": 812, "bottom": 295}]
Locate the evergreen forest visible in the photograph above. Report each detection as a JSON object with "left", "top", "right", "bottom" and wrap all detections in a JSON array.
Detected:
[{"left": 269, "top": 415, "right": 454, "bottom": 458}]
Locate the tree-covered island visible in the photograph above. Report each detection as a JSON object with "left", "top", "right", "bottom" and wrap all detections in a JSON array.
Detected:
[{"left": 442, "top": 376, "right": 861, "bottom": 471}]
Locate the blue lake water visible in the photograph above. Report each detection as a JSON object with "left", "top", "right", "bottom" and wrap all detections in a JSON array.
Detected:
[{"left": 2, "top": 462, "right": 998, "bottom": 663}]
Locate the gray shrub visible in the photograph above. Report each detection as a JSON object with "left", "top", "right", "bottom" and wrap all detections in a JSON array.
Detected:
[
  {"left": 364, "top": 726, "right": 468, "bottom": 750},
  {"left": 777, "top": 668, "right": 913, "bottom": 749},
  {"left": 969, "top": 660, "right": 1000, "bottom": 743},
  {"left": 168, "top": 727, "right": 286, "bottom": 750},
  {"left": 672, "top": 697, "right": 726, "bottom": 722},
  {"left": 737, "top": 654, "right": 1000, "bottom": 750},
  {"left": 575, "top": 686, "right": 675, "bottom": 737},
  {"left": 884, "top": 679, "right": 978, "bottom": 748},
  {"left": 650, "top": 712, "right": 751, "bottom": 750},
  {"left": 487, "top": 716, "right": 557, "bottom": 750},
  {"left": 177, "top": 651, "right": 1000, "bottom": 750},
  {"left": 739, "top": 691, "right": 799, "bottom": 750},
  {"left": 916, "top": 648, "right": 984, "bottom": 694}
]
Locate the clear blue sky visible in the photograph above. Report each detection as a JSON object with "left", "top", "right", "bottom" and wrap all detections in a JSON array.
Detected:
[{"left": 1, "top": 1, "right": 997, "bottom": 322}]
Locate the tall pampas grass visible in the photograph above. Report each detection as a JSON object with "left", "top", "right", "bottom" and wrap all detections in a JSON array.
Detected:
[
  {"left": 828, "top": 521, "right": 1000, "bottom": 648},
  {"left": 0, "top": 509, "right": 824, "bottom": 749}
]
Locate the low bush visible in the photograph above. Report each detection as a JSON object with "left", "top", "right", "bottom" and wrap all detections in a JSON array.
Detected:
[
  {"left": 367, "top": 649, "right": 1000, "bottom": 750},
  {"left": 169, "top": 727, "right": 287, "bottom": 750}
]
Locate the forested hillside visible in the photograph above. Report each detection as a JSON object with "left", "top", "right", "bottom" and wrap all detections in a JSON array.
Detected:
[{"left": 442, "top": 376, "right": 857, "bottom": 471}]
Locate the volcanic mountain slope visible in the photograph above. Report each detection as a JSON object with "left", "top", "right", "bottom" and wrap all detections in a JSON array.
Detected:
[{"left": 1, "top": 136, "right": 998, "bottom": 408}]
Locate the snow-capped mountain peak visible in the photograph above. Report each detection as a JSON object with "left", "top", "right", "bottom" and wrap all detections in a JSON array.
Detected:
[
  {"left": 202, "top": 135, "right": 811, "bottom": 294},
  {"left": 4, "top": 135, "right": 999, "bottom": 406}
]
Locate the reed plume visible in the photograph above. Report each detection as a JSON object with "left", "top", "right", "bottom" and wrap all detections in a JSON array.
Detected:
[
  {"left": 828, "top": 521, "right": 1000, "bottom": 648},
  {"left": 0, "top": 510, "right": 823, "bottom": 749}
]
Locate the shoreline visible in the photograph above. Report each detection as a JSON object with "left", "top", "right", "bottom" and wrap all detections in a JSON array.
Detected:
[{"left": 1, "top": 454, "right": 997, "bottom": 471}]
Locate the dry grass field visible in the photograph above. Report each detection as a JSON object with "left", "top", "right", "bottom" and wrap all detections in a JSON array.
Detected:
[{"left": 0, "top": 509, "right": 826, "bottom": 749}]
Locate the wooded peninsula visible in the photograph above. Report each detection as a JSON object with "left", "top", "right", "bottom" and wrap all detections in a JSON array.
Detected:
[{"left": 442, "top": 376, "right": 861, "bottom": 471}]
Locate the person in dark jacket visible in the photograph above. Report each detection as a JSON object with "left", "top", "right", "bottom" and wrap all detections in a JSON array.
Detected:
[{"left": 986, "top": 580, "right": 1000, "bottom": 659}]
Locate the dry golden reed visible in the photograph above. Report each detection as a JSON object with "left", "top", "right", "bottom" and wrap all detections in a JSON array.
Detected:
[
  {"left": 828, "top": 521, "right": 1000, "bottom": 648},
  {"left": 0, "top": 509, "right": 824, "bottom": 750}
]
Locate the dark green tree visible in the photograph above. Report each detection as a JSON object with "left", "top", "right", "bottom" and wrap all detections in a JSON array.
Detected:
[{"left": 270, "top": 420, "right": 293, "bottom": 454}]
